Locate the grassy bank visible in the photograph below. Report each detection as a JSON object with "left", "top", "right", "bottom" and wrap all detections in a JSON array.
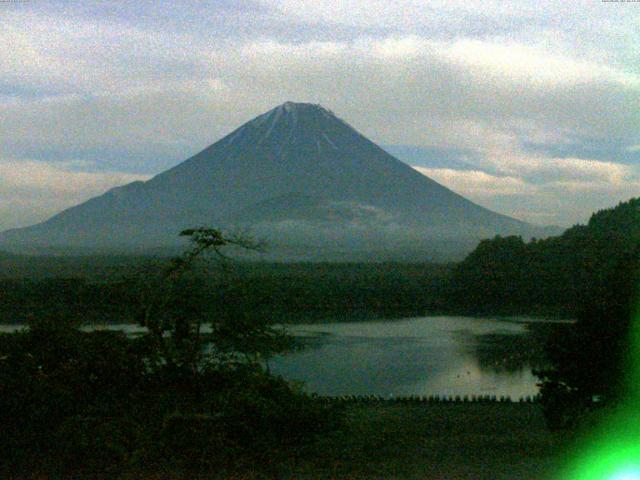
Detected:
[{"left": 195, "top": 402, "right": 564, "bottom": 480}]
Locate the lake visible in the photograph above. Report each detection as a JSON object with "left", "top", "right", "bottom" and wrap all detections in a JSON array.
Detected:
[
  {"left": 0, "top": 316, "right": 568, "bottom": 399},
  {"left": 269, "top": 316, "right": 568, "bottom": 399}
]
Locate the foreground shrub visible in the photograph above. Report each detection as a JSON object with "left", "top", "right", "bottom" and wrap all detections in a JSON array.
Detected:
[{"left": 0, "top": 323, "right": 339, "bottom": 478}]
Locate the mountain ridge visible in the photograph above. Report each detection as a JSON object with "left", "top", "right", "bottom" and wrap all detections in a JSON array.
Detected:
[{"left": 0, "top": 102, "right": 553, "bottom": 260}]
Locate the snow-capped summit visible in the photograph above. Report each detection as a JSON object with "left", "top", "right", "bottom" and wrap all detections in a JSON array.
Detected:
[{"left": 229, "top": 101, "right": 355, "bottom": 149}]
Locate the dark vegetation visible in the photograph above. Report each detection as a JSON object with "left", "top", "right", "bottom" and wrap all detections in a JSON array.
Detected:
[
  {"left": 447, "top": 198, "right": 640, "bottom": 318},
  {"left": 265, "top": 402, "right": 561, "bottom": 479},
  {"left": 536, "top": 242, "right": 639, "bottom": 429},
  {"left": 0, "top": 260, "right": 450, "bottom": 324},
  {"left": 0, "top": 229, "right": 340, "bottom": 478}
]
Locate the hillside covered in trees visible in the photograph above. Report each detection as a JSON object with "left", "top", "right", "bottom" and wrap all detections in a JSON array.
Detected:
[{"left": 446, "top": 197, "right": 640, "bottom": 317}]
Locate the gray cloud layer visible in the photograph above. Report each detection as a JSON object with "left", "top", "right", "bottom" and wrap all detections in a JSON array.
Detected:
[{"left": 1, "top": 0, "right": 639, "bottom": 230}]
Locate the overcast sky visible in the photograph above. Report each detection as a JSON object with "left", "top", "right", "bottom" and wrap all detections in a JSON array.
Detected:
[{"left": 2, "top": 0, "right": 639, "bottom": 231}]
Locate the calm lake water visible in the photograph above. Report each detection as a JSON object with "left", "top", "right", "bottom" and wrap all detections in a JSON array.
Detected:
[
  {"left": 269, "top": 316, "right": 568, "bottom": 399},
  {"left": 0, "top": 316, "right": 569, "bottom": 399}
]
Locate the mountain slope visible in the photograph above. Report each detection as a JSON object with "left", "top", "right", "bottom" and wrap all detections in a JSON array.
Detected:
[{"left": 0, "top": 102, "right": 548, "bottom": 259}]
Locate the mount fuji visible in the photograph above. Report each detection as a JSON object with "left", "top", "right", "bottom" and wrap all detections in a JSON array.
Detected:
[{"left": 0, "top": 102, "right": 551, "bottom": 260}]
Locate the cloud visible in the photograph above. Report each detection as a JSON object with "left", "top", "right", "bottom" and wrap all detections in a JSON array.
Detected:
[
  {"left": 412, "top": 167, "right": 533, "bottom": 197},
  {"left": 412, "top": 158, "right": 640, "bottom": 225},
  {"left": 523, "top": 157, "right": 632, "bottom": 185},
  {"left": 1, "top": 2, "right": 639, "bottom": 229},
  {"left": 2, "top": 33, "right": 637, "bottom": 158},
  {"left": 0, "top": 159, "right": 149, "bottom": 230},
  {"left": 440, "top": 39, "right": 638, "bottom": 88}
]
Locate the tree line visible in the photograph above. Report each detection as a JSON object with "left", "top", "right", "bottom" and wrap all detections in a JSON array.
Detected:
[{"left": 0, "top": 261, "right": 450, "bottom": 325}]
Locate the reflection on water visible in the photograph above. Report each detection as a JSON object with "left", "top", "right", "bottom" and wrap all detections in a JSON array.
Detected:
[
  {"left": 470, "top": 322, "right": 563, "bottom": 373},
  {"left": 0, "top": 316, "right": 569, "bottom": 398},
  {"left": 269, "top": 316, "right": 568, "bottom": 398}
]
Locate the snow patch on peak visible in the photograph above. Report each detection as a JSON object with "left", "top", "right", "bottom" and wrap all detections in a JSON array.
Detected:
[
  {"left": 322, "top": 132, "right": 338, "bottom": 150},
  {"left": 226, "top": 102, "right": 356, "bottom": 147},
  {"left": 281, "top": 101, "right": 297, "bottom": 112},
  {"left": 278, "top": 102, "right": 335, "bottom": 117},
  {"left": 282, "top": 101, "right": 316, "bottom": 110},
  {"left": 281, "top": 102, "right": 298, "bottom": 127},
  {"left": 256, "top": 102, "right": 313, "bottom": 143},
  {"left": 224, "top": 124, "right": 247, "bottom": 146}
]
